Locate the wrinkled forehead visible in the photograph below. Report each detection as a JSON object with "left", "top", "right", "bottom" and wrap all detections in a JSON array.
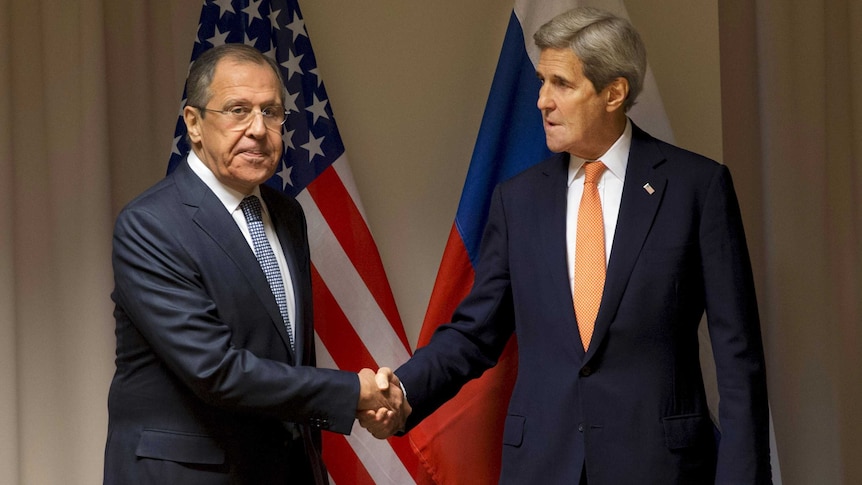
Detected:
[{"left": 207, "top": 58, "right": 283, "bottom": 104}]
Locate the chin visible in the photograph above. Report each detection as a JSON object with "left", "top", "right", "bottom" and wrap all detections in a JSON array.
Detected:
[
  {"left": 545, "top": 141, "right": 566, "bottom": 154},
  {"left": 235, "top": 169, "right": 277, "bottom": 188}
]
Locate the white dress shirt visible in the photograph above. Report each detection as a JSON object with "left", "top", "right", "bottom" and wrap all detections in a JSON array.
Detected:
[
  {"left": 566, "top": 119, "right": 632, "bottom": 294},
  {"left": 187, "top": 150, "right": 297, "bottom": 343}
]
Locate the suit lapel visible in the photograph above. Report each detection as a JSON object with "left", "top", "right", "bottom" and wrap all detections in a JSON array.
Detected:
[
  {"left": 262, "top": 187, "right": 310, "bottom": 365},
  {"left": 586, "top": 126, "right": 667, "bottom": 360},
  {"left": 535, "top": 154, "right": 587, "bottom": 358},
  {"left": 173, "top": 161, "right": 296, "bottom": 361}
]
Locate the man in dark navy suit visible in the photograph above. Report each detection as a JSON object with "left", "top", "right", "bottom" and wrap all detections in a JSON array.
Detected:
[
  {"left": 364, "top": 7, "right": 771, "bottom": 485},
  {"left": 104, "top": 44, "right": 402, "bottom": 485}
]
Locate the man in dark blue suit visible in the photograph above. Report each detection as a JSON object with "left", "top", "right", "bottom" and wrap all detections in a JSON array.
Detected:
[
  {"left": 364, "top": 7, "right": 771, "bottom": 484},
  {"left": 104, "top": 44, "right": 402, "bottom": 485}
]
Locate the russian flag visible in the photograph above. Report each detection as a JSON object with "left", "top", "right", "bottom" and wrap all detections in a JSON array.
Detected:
[{"left": 408, "top": 1, "right": 673, "bottom": 483}]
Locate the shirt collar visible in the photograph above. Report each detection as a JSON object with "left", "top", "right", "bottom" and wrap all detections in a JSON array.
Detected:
[
  {"left": 186, "top": 149, "right": 262, "bottom": 214},
  {"left": 567, "top": 118, "right": 632, "bottom": 187}
]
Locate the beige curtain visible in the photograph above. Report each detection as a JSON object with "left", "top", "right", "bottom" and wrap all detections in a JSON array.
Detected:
[
  {"left": 1, "top": 0, "right": 860, "bottom": 484},
  {"left": 1, "top": 1, "right": 112, "bottom": 483},
  {"left": 721, "top": 0, "right": 862, "bottom": 483},
  {"left": 0, "top": 1, "right": 200, "bottom": 483},
  {"left": 757, "top": 0, "right": 862, "bottom": 483}
]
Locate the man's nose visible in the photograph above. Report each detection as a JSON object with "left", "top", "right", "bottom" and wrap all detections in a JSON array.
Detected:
[
  {"left": 244, "top": 110, "right": 269, "bottom": 137},
  {"left": 537, "top": 86, "right": 553, "bottom": 111}
]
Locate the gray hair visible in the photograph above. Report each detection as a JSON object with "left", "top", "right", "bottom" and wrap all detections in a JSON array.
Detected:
[
  {"left": 185, "top": 43, "right": 286, "bottom": 113},
  {"left": 533, "top": 7, "right": 646, "bottom": 111}
]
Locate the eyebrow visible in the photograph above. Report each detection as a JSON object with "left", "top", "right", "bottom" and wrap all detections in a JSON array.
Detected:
[
  {"left": 537, "top": 72, "right": 573, "bottom": 85},
  {"left": 219, "top": 98, "right": 284, "bottom": 108}
]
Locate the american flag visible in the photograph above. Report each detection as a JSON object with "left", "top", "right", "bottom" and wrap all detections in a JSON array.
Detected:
[{"left": 168, "top": 1, "right": 420, "bottom": 483}]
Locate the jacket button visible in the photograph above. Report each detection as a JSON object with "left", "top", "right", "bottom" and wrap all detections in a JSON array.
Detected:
[
  {"left": 578, "top": 423, "right": 585, "bottom": 433},
  {"left": 579, "top": 365, "right": 593, "bottom": 377}
]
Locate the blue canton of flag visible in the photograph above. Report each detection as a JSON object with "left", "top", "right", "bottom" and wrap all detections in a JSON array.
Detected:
[{"left": 168, "top": 0, "right": 343, "bottom": 199}]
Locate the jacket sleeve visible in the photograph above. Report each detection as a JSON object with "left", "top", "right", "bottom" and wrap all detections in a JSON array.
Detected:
[
  {"left": 397, "top": 186, "right": 516, "bottom": 429},
  {"left": 112, "top": 203, "right": 359, "bottom": 434},
  {"left": 700, "top": 165, "right": 771, "bottom": 483}
]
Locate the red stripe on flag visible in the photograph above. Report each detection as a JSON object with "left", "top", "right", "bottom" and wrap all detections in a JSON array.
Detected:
[
  {"left": 311, "top": 264, "right": 377, "bottom": 371},
  {"left": 419, "top": 224, "right": 475, "bottom": 345},
  {"left": 313, "top": 266, "right": 424, "bottom": 482},
  {"left": 307, "top": 167, "right": 410, "bottom": 350},
  {"left": 410, "top": 225, "right": 518, "bottom": 484},
  {"left": 322, "top": 434, "right": 376, "bottom": 485},
  {"left": 385, "top": 434, "right": 425, "bottom": 483}
]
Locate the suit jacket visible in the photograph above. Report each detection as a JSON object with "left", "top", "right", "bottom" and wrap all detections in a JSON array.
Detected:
[
  {"left": 104, "top": 159, "right": 358, "bottom": 485},
  {"left": 396, "top": 124, "right": 771, "bottom": 485}
]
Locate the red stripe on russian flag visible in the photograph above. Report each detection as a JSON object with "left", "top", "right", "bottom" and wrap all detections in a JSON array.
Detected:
[{"left": 419, "top": 225, "right": 475, "bottom": 345}]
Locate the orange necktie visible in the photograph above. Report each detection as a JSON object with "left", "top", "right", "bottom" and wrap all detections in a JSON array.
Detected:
[{"left": 574, "top": 161, "right": 607, "bottom": 350}]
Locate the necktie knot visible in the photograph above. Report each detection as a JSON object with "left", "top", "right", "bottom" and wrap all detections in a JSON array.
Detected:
[
  {"left": 240, "top": 195, "right": 263, "bottom": 223},
  {"left": 583, "top": 161, "right": 606, "bottom": 184}
]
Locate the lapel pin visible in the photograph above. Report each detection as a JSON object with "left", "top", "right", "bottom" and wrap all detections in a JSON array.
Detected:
[{"left": 643, "top": 183, "right": 655, "bottom": 195}]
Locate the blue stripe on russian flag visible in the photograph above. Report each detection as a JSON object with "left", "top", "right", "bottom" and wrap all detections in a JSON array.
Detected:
[{"left": 455, "top": 12, "right": 552, "bottom": 266}]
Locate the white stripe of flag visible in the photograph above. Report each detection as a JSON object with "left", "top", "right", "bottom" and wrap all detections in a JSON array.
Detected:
[
  {"left": 314, "top": 338, "right": 415, "bottom": 484},
  {"left": 298, "top": 182, "right": 412, "bottom": 368}
]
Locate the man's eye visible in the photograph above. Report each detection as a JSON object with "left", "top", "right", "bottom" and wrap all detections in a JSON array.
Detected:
[
  {"left": 262, "top": 107, "right": 278, "bottom": 117},
  {"left": 228, "top": 107, "right": 249, "bottom": 116}
]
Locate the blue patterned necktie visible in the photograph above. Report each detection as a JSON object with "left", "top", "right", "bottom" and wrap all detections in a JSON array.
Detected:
[{"left": 240, "top": 195, "right": 295, "bottom": 351}]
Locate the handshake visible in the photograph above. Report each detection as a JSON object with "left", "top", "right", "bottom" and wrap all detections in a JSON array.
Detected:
[{"left": 356, "top": 367, "right": 412, "bottom": 439}]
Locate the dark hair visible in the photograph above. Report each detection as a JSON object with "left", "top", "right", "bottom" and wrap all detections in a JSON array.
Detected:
[{"left": 185, "top": 43, "right": 286, "bottom": 112}]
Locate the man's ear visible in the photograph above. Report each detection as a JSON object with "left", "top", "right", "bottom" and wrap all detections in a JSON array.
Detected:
[
  {"left": 184, "top": 106, "right": 203, "bottom": 144},
  {"left": 605, "top": 77, "right": 629, "bottom": 112}
]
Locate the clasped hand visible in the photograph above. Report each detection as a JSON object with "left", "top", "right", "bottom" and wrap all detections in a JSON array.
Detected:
[{"left": 356, "top": 367, "right": 411, "bottom": 439}]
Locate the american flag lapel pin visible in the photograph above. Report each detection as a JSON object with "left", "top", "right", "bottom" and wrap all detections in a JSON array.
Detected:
[{"left": 643, "top": 183, "right": 655, "bottom": 195}]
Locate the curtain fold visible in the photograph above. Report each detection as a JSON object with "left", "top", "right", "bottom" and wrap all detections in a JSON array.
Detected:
[
  {"left": 0, "top": 1, "right": 19, "bottom": 482},
  {"left": 754, "top": 0, "right": 862, "bottom": 483},
  {"left": 4, "top": 1, "right": 113, "bottom": 483},
  {"left": 0, "top": 1, "right": 200, "bottom": 483}
]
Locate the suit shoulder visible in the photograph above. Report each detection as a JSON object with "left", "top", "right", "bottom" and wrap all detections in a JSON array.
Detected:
[
  {"left": 636, "top": 127, "right": 722, "bottom": 174},
  {"left": 499, "top": 153, "right": 567, "bottom": 190},
  {"left": 118, "top": 173, "right": 179, "bottom": 217},
  {"left": 111, "top": 180, "right": 189, "bottom": 252},
  {"left": 628, "top": 136, "right": 735, "bottom": 204},
  {"left": 660, "top": 140, "right": 718, "bottom": 167}
]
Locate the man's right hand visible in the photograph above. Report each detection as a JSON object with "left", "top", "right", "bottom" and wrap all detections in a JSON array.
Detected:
[{"left": 356, "top": 367, "right": 411, "bottom": 439}]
